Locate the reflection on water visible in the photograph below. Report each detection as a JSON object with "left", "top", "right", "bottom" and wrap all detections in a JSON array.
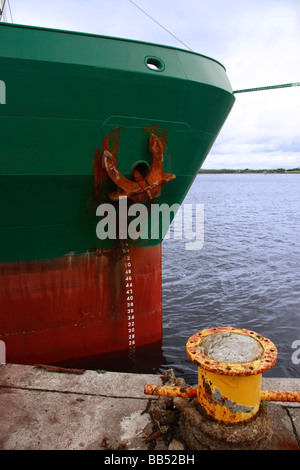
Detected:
[{"left": 54, "top": 340, "right": 166, "bottom": 375}]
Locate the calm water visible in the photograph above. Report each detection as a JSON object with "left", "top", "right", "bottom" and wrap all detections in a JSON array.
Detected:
[{"left": 162, "top": 173, "right": 300, "bottom": 383}]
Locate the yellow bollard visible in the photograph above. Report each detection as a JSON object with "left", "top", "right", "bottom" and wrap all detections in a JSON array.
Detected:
[
  {"left": 145, "top": 327, "right": 300, "bottom": 425},
  {"left": 186, "top": 327, "right": 277, "bottom": 424}
]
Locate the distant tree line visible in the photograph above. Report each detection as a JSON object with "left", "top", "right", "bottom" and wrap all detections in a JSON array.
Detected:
[{"left": 198, "top": 167, "right": 300, "bottom": 174}]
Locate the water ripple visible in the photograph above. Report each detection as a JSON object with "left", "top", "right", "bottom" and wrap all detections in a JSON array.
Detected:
[{"left": 162, "top": 174, "right": 300, "bottom": 383}]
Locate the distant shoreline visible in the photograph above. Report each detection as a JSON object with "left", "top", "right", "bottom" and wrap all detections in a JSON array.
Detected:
[{"left": 198, "top": 168, "right": 300, "bottom": 174}]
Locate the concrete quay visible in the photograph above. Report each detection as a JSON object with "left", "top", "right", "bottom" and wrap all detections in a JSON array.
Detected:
[{"left": 0, "top": 363, "right": 299, "bottom": 451}]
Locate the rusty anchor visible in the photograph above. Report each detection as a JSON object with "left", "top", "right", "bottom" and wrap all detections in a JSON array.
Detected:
[{"left": 102, "top": 133, "right": 175, "bottom": 203}]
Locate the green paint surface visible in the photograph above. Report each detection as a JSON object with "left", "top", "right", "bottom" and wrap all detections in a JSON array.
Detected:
[{"left": 0, "top": 24, "right": 235, "bottom": 262}]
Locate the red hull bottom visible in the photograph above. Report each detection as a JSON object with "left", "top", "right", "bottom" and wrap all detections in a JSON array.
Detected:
[{"left": 0, "top": 244, "right": 162, "bottom": 365}]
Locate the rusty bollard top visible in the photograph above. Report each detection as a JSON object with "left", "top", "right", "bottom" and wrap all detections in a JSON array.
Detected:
[{"left": 186, "top": 327, "right": 278, "bottom": 376}]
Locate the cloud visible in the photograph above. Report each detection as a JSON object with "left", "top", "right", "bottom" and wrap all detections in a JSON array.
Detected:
[
  {"left": 8, "top": 0, "right": 300, "bottom": 169},
  {"left": 200, "top": 1, "right": 300, "bottom": 169},
  {"left": 204, "top": 84, "right": 300, "bottom": 169}
]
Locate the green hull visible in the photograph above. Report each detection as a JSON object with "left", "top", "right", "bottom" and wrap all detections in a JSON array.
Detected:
[
  {"left": 0, "top": 23, "right": 235, "bottom": 366},
  {"left": 0, "top": 23, "right": 234, "bottom": 262}
]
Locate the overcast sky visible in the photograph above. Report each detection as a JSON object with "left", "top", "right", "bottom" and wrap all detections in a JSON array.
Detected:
[{"left": 4, "top": 0, "right": 300, "bottom": 169}]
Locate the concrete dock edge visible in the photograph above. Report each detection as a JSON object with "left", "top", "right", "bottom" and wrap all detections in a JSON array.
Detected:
[{"left": 0, "top": 364, "right": 299, "bottom": 450}]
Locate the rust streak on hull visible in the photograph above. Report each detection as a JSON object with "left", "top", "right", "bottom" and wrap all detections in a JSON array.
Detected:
[{"left": 0, "top": 244, "right": 162, "bottom": 365}]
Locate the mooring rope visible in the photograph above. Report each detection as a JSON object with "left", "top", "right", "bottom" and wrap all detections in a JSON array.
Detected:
[
  {"left": 0, "top": 0, "right": 13, "bottom": 22},
  {"left": 233, "top": 82, "right": 300, "bottom": 94},
  {"left": 128, "top": 0, "right": 193, "bottom": 51},
  {"left": 0, "top": 0, "right": 7, "bottom": 21}
]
